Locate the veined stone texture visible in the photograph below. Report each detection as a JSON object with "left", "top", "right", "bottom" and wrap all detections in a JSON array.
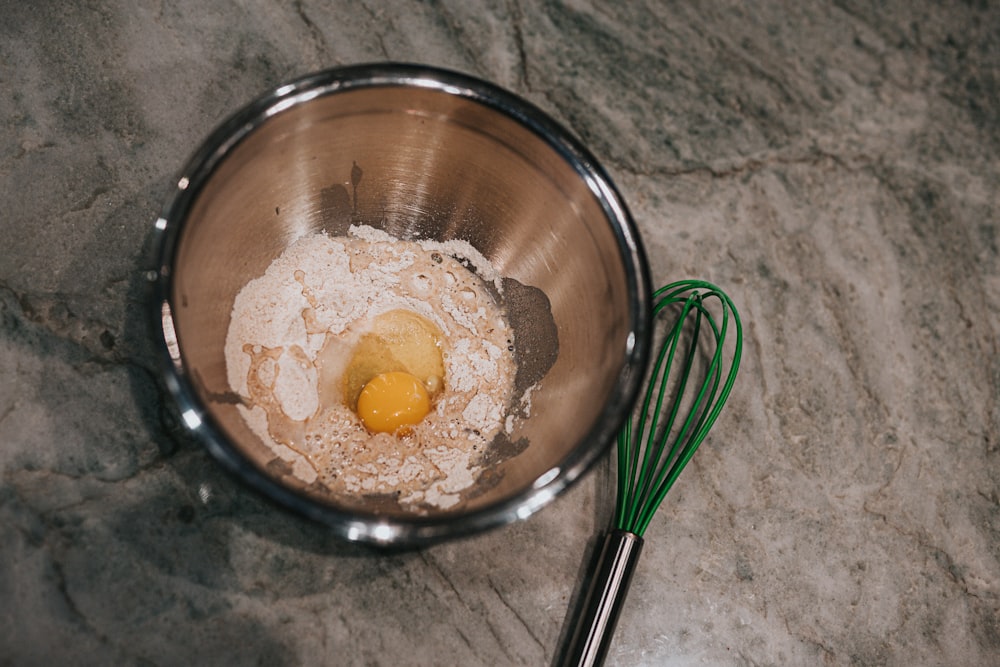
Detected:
[{"left": 1, "top": 1, "right": 998, "bottom": 665}]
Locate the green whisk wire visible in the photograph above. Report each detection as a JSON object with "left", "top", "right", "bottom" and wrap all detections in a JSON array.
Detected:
[
  {"left": 614, "top": 279, "right": 743, "bottom": 536},
  {"left": 560, "top": 279, "right": 742, "bottom": 667}
]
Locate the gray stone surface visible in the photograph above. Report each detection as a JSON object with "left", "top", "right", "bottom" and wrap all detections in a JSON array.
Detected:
[{"left": 2, "top": 1, "right": 998, "bottom": 665}]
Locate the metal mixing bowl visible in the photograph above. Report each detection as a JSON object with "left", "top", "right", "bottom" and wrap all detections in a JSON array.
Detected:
[{"left": 149, "top": 63, "right": 651, "bottom": 546}]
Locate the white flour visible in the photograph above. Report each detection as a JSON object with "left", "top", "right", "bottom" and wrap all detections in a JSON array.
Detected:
[{"left": 224, "top": 226, "right": 517, "bottom": 510}]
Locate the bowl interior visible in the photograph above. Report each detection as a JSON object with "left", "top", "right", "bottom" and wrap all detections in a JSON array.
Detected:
[{"left": 164, "top": 76, "right": 643, "bottom": 534}]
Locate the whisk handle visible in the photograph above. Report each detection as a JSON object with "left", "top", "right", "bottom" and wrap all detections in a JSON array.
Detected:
[{"left": 558, "top": 529, "right": 644, "bottom": 667}]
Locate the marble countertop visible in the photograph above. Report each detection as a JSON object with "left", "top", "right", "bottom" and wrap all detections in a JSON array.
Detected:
[{"left": 2, "top": 1, "right": 998, "bottom": 665}]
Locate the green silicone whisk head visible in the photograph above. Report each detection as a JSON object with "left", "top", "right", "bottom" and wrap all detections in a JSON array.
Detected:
[
  {"left": 560, "top": 279, "right": 743, "bottom": 667},
  {"left": 614, "top": 279, "right": 743, "bottom": 536}
]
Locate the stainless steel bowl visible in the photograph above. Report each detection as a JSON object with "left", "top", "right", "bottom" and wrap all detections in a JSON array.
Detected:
[{"left": 149, "top": 63, "right": 650, "bottom": 546}]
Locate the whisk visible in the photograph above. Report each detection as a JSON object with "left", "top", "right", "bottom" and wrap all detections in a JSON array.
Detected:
[{"left": 558, "top": 279, "right": 743, "bottom": 667}]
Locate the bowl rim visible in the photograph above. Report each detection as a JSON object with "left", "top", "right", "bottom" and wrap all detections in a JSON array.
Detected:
[{"left": 147, "top": 62, "right": 652, "bottom": 547}]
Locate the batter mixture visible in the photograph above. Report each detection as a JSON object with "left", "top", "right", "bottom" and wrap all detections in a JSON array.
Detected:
[{"left": 224, "top": 225, "right": 516, "bottom": 509}]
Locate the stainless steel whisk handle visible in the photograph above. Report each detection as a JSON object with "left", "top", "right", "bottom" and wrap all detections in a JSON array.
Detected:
[{"left": 558, "top": 529, "right": 645, "bottom": 667}]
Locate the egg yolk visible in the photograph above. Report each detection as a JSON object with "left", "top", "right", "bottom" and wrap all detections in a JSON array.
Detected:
[{"left": 356, "top": 371, "right": 431, "bottom": 433}]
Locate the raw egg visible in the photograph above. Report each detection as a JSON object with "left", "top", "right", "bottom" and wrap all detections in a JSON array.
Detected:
[
  {"left": 341, "top": 309, "right": 445, "bottom": 411},
  {"left": 357, "top": 371, "right": 431, "bottom": 433}
]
